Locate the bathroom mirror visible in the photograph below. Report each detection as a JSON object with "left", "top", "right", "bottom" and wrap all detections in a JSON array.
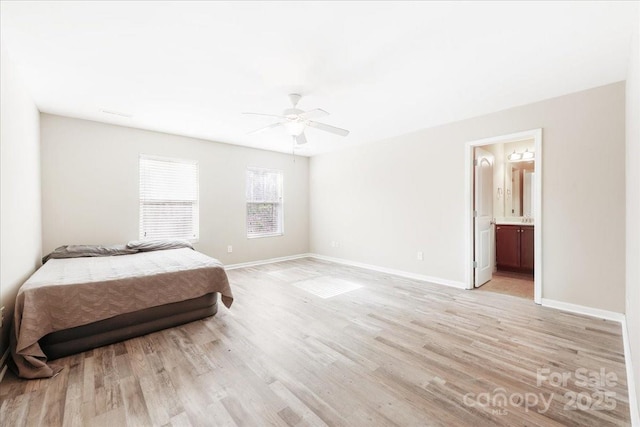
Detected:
[{"left": 505, "top": 161, "right": 535, "bottom": 217}]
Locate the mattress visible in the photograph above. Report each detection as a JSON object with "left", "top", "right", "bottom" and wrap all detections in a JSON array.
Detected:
[
  {"left": 40, "top": 292, "right": 219, "bottom": 360},
  {"left": 11, "top": 248, "right": 233, "bottom": 379}
]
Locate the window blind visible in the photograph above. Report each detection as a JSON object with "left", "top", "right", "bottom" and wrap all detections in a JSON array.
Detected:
[
  {"left": 139, "top": 155, "right": 199, "bottom": 240},
  {"left": 246, "top": 167, "right": 283, "bottom": 238}
]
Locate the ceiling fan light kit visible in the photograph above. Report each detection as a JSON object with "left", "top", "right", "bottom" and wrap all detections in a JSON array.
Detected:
[
  {"left": 244, "top": 94, "right": 350, "bottom": 145},
  {"left": 284, "top": 121, "right": 306, "bottom": 137}
]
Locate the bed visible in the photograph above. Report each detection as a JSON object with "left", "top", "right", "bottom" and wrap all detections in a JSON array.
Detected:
[{"left": 10, "top": 244, "right": 233, "bottom": 379}]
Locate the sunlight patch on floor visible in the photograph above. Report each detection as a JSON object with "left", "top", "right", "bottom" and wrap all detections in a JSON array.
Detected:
[{"left": 294, "top": 277, "right": 363, "bottom": 298}]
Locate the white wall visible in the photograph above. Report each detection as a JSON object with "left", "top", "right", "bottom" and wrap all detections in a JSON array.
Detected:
[
  {"left": 482, "top": 143, "right": 504, "bottom": 219},
  {"left": 40, "top": 115, "right": 309, "bottom": 265},
  {"left": 0, "top": 44, "right": 42, "bottom": 355},
  {"left": 625, "top": 7, "right": 640, "bottom": 419},
  {"left": 310, "top": 82, "right": 626, "bottom": 313}
]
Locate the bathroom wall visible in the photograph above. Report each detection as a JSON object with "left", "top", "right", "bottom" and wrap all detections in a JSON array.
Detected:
[
  {"left": 482, "top": 143, "right": 505, "bottom": 219},
  {"left": 503, "top": 139, "right": 535, "bottom": 218}
]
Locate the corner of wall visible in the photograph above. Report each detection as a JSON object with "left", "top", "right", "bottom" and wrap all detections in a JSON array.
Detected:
[
  {"left": 625, "top": 5, "right": 640, "bottom": 423},
  {"left": 0, "top": 43, "right": 42, "bottom": 360}
]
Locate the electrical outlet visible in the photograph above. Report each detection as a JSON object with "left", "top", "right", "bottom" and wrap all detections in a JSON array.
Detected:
[
  {"left": 227, "top": 245, "right": 233, "bottom": 253},
  {"left": 417, "top": 251, "right": 424, "bottom": 261},
  {"left": 331, "top": 241, "right": 337, "bottom": 248}
]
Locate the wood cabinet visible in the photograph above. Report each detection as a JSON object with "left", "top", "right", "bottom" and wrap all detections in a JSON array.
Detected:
[
  {"left": 496, "top": 225, "right": 534, "bottom": 274},
  {"left": 520, "top": 226, "right": 534, "bottom": 271}
]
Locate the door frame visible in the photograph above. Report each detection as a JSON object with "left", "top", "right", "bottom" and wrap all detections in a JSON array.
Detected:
[{"left": 464, "top": 129, "right": 542, "bottom": 304}]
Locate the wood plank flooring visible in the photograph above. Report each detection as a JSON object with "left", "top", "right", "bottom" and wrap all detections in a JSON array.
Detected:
[
  {"left": 477, "top": 271, "right": 534, "bottom": 299},
  {"left": 0, "top": 258, "right": 631, "bottom": 426}
]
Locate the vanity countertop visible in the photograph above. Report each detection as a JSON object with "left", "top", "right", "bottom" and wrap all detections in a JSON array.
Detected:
[{"left": 495, "top": 218, "right": 535, "bottom": 226}]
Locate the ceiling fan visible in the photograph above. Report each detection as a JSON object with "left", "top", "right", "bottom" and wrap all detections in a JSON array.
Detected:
[{"left": 244, "top": 94, "right": 349, "bottom": 145}]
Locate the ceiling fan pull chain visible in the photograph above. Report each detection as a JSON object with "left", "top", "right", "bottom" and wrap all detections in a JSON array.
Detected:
[{"left": 291, "top": 137, "right": 297, "bottom": 163}]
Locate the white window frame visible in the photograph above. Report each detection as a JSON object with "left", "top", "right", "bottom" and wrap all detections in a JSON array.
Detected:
[
  {"left": 139, "top": 154, "right": 199, "bottom": 241},
  {"left": 246, "top": 167, "right": 284, "bottom": 239}
]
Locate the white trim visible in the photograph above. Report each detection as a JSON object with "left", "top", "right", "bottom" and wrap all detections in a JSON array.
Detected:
[
  {"left": 308, "top": 254, "right": 467, "bottom": 289},
  {"left": 0, "top": 348, "right": 10, "bottom": 384},
  {"left": 138, "top": 154, "right": 200, "bottom": 241},
  {"left": 540, "top": 298, "right": 624, "bottom": 322},
  {"left": 225, "top": 253, "right": 310, "bottom": 270},
  {"left": 622, "top": 317, "right": 640, "bottom": 426},
  {"left": 465, "top": 129, "right": 543, "bottom": 304},
  {"left": 245, "top": 167, "right": 285, "bottom": 239},
  {"left": 534, "top": 130, "right": 542, "bottom": 304},
  {"left": 225, "top": 252, "right": 467, "bottom": 288}
]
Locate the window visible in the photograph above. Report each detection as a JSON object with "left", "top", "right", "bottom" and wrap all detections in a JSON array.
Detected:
[
  {"left": 246, "top": 167, "right": 283, "bottom": 238},
  {"left": 139, "top": 155, "right": 199, "bottom": 240}
]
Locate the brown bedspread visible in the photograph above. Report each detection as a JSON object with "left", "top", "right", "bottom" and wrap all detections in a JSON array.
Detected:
[{"left": 11, "top": 248, "right": 233, "bottom": 379}]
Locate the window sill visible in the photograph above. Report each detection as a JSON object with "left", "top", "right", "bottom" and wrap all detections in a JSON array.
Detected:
[
  {"left": 139, "top": 237, "right": 199, "bottom": 243},
  {"left": 247, "top": 233, "right": 283, "bottom": 239}
]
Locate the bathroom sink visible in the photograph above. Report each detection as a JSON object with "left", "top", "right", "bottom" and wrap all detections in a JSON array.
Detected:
[{"left": 495, "top": 219, "right": 534, "bottom": 226}]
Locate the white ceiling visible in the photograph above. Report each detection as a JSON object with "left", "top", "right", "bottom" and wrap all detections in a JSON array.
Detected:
[{"left": 1, "top": 1, "right": 637, "bottom": 156}]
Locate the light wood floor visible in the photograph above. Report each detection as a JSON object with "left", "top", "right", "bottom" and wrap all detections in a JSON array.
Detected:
[
  {"left": 0, "top": 258, "right": 631, "bottom": 426},
  {"left": 477, "top": 271, "right": 535, "bottom": 300}
]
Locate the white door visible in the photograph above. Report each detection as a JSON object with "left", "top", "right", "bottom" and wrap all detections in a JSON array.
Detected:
[{"left": 474, "top": 147, "right": 494, "bottom": 287}]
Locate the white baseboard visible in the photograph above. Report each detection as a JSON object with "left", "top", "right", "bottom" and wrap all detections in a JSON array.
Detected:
[
  {"left": 0, "top": 348, "right": 9, "bottom": 384},
  {"left": 622, "top": 317, "right": 640, "bottom": 426},
  {"left": 225, "top": 252, "right": 466, "bottom": 289},
  {"left": 225, "top": 253, "right": 311, "bottom": 270},
  {"left": 308, "top": 253, "right": 467, "bottom": 289},
  {"left": 540, "top": 298, "right": 625, "bottom": 322}
]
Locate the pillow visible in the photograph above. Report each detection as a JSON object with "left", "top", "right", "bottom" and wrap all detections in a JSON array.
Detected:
[
  {"left": 42, "top": 244, "right": 139, "bottom": 264},
  {"left": 126, "top": 239, "right": 194, "bottom": 252}
]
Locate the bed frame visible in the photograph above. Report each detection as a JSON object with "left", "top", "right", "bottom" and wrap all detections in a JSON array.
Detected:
[{"left": 40, "top": 292, "right": 218, "bottom": 360}]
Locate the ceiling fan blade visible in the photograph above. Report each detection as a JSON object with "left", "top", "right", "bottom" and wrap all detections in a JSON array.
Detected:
[
  {"left": 248, "top": 122, "right": 284, "bottom": 135},
  {"left": 308, "top": 121, "right": 350, "bottom": 137},
  {"left": 299, "top": 108, "right": 329, "bottom": 120},
  {"left": 242, "top": 112, "right": 289, "bottom": 120},
  {"left": 295, "top": 132, "right": 308, "bottom": 145}
]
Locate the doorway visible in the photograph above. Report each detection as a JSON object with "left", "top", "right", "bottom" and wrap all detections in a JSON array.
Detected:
[{"left": 465, "top": 129, "right": 542, "bottom": 304}]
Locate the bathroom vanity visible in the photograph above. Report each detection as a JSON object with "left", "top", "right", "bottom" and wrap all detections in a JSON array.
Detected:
[
  {"left": 495, "top": 222, "right": 534, "bottom": 274},
  {"left": 495, "top": 142, "right": 535, "bottom": 275}
]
